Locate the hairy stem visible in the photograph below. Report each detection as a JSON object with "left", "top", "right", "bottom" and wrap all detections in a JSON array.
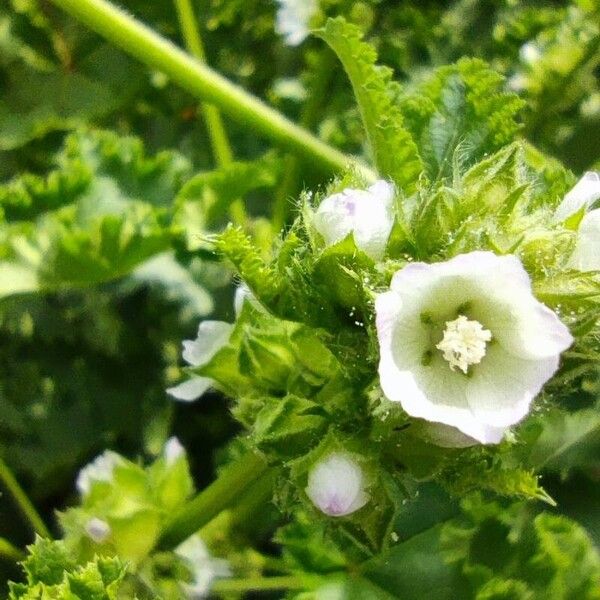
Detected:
[
  {"left": 173, "top": 0, "right": 233, "bottom": 168},
  {"left": 0, "top": 458, "right": 50, "bottom": 539},
  {"left": 49, "top": 0, "right": 375, "bottom": 180},
  {"left": 158, "top": 450, "right": 270, "bottom": 550}
]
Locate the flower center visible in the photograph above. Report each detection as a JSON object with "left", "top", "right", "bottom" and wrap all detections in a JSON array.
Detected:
[{"left": 436, "top": 315, "right": 492, "bottom": 374}]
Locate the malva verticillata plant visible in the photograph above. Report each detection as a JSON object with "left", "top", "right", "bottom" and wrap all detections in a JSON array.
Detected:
[{"left": 0, "top": 0, "right": 599, "bottom": 598}]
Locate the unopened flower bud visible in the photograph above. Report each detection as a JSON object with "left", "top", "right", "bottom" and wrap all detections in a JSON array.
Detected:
[{"left": 306, "top": 453, "right": 369, "bottom": 517}]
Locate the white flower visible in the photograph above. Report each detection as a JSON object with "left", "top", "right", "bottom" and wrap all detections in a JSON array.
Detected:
[
  {"left": 313, "top": 180, "right": 396, "bottom": 261},
  {"left": 275, "top": 0, "right": 318, "bottom": 47},
  {"left": 553, "top": 172, "right": 600, "bottom": 272},
  {"left": 233, "top": 283, "right": 265, "bottom": 316},
  {"left": 519, "top": 41, "right": 541, "bottom": 65},
  {"left": 84, "top": 518, "right": 111, "bottom": 543},
  {"left": 305, "top": 452, "right": 369, "bottom": 517},
  {"left": 375, "top": 252, "right": 573, "bottom": 444},
  {"left": 167, "top": 321, "right": 233, "bottom": 402},
  {"left": 553, "top": 172, "right": 600, "bottom": 223},
  {"left": 175, "top": 535, "right": 231, "bottom": 599},
  {"left": 164, "top": 436, "right": 186, "bottom": 466},
  {"left": 76, "top": 451, "right": 123, "bottom": 496},
  {"left": 569, "top": 209, "right": 600, "bottom": 272}
]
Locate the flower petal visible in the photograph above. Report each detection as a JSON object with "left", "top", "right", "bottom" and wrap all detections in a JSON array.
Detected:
[
  {"left": 376, "top": 251, "right": 569, "bottom": 444},
  {"left": 554, "top": 172, "right": 600, "bottom": 222},
  {"left": 314, "top": 181, "right": 395, "bottom": 261},
  {"left": 569, "top": 208, "right": 600, "bottom": 272},
  {"left": 313, "top": 190, "right": 360, "bottom": 247},
  {"left": 167, "top": 376, "right": 212, "bottom": 402},
  {"left": 472, "top": 293, "right": 573, "bottom": 360},
  {"left": 466, "top": 345, "right": 559, "bottom": 427},
  {"left": 354, "top": 180, "right": 395, "bottom": 255},
  {"left": 182, "top": 321, "right": 233, "bottom": 366}
]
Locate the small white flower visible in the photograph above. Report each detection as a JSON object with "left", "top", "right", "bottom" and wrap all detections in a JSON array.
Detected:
[
  {"left": 553, "top": 173, "right": 600, "bottom": 273},
  {"left": 314, "top": 180, "right": 396, "bottom": 261},
  {"left": 275, "top": 0, "right": 318, "bottom": 47},
  {"left": 164, "top": 436, "right": 186, "bottom": 466},
  {"left": 305, "top": 452, "right": 369, "bottom": 517},
  {"left": 519, "top": 41, "right": 541, "bottom": 65},
  {"left": 569, "top": 209, "right": 600, "bottom": 272},
  {"left": 175, "top": 535, "right": 231, "bottom": 599},
  {"left": 85, "top": 518, "right": 111, "bottom": 543},
  {"left": 233, "top": 283, "right": 265, "bottom": 316},
  {"left": 553, "top": 172, "right": 600, "bottom": 223},
  {"left": 507, "top": 73, "right": 528, "bottom": 92},
  {"left": 376, "top": 252, "right": 573, "bottom": 444},
  {"left": 167, "top": 320, "right": 233, "bottom": 402},
  {"left": 76, "top": 451, "right": 123, "bottom": 496}
]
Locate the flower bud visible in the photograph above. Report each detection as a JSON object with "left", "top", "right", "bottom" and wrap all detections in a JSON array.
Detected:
[
  {"left": 306, "top": 452, "right": 369, "bottom": 517},
  {"left": 314, "top": 180, "right": 395, "bottom": 261},
  {"left": 85, "top": 518, "right": 111, "bottom": 543}
]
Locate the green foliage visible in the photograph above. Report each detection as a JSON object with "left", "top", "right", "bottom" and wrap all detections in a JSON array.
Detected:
[
  {"left": 441, "top": 495, "right": 600, "bottom": 599},
  {"left": 0, "top": 128, "right": 192, "bottom": 295},
  {"left": 317, "top": 17, "right": 423, "bottom": 192},
  {"left": 1, "top": 0, "right": 600, "bottom": 598},
  {"left": 8, "top": 538, "right": 128, "bottom": 600},
  {"left": 0, "top": 2, "right": 144, "bottom": 152},
  {"left": 59, "top": 441, "right": 194, "bottom": 565},
  {"left": 399, "top": 58, "right": 525, "bottom": 183}
]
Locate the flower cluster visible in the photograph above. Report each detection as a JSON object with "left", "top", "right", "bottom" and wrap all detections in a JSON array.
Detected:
[{"left": 169, "top": 175, "right": 587, "bottom": 517}]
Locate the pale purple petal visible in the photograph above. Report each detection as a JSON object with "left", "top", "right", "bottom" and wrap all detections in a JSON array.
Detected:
[{"left": 306, "top": 453, "right": 369, "bottom": 517}]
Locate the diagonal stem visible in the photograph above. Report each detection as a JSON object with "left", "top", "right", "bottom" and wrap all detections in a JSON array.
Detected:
[
  {"left": 0, "top": 537, "right": 26, "bottom": 563},
  {"left": 0, "top": 457, "right": 51, "bottom": 539},
  {"left": 158, "top": 450, "right": 270, "bottom": 550},
  {"left": 49, "top": 0, "right": 375, "bottom": 181}
]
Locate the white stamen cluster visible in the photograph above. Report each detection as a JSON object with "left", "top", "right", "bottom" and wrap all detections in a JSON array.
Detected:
[{"left": 436, "top": 315, "right": 492, "bottom": 374}]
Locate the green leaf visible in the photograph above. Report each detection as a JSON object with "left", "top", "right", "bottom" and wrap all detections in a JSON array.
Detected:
[
  {"left": 252, "top": 395, "right": 329, "bottom": 459},
  {"left": 9, "top": 539, "right": 128, "bottom": 600},
  {"left": 441, "top": 494, "right": 600, "bottom": 600},
  {"left": 518, "top": 406, "right": 600, "bottom": 475},
  {"left": 20, "top": 537, "right": 75, "bottom": 586},
  {"left": 174, "top": 153, "right": 281, "bottom": 248},
  {"left": 0, "top": 129, "right": 193, "bottom": 296},
  {"left": 362, "top": 525, "right": 468, "bottom": 600},
  {"left": 317, "top": 17, "right": 423, "bottom": 192},
  {"left": 400, "top": 58, "right": 524, "bottom": 183}
]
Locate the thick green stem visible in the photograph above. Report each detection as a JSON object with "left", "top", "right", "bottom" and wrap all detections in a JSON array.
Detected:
[
  {"left": 173, "top": 0, "right": 233, "bottom": 168},
  {"left": 212, "top": 575, "right": 307, "bottom": 594},
  {"left": 49, "top": 0, "right": 375, "bottom": 180},
  {"left": 158, "top": 451, "right": 270, "bottom": 550},
  {"left": 0, "top": 537, "right": 26, "bottom": 563},
  {"left": 0, "top": 458, "right": 50, "bottom": 539}
]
